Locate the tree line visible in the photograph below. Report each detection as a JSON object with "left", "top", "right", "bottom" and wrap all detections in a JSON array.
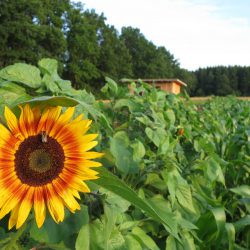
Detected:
[
  {"left": 0, "top": 0, "right": 249, "bottom": 96},
  {"left": 191, "top": 66, "right": 250, "bottom": 96}
]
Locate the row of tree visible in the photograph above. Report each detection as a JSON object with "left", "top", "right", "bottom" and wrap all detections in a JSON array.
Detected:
[
  {"left": 191, "top": 66, "right": 250, "bottom": 96},
  {"left": 0, "top": 1, "right": 249, "bottom": 95}
]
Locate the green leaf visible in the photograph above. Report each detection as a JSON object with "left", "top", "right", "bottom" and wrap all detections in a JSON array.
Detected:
[
  {"left": 210, "top": 207, "right": 226, "bottom": 240},
  {"left": 176, "top": 183, "right": 196, "bottom": 214},
  {"left": 0, "top": 63, "right": 41, "bottom": 88},
  {"left": 196, "top": 207, "right": 226, "bottom": 242},
  {"left": 145, "top": 127, "right": 160, "bottom": 147},
  {"left": 101, "top": 188, "right": 131, "bottom": 213},
  {"left": 225, "top": 223, "right": 235, "bottom": 250},
  {"left": 124, "top": 235, "right": 142, "bottom": 250},
  {"left": 206, "top": 157, "right": 225, "bottom": 185},
  {"left": 18, "top": 96, "right": 79, "bottom": 107},
  {"left": 42, "top": 74, "right": 60, "bottom": 93},
  {"left": 38, "top": 58, "right": 58, "bottom": 75},
  {"left": 0, "top": 82, "right": 30, "bottom": 108},
  {"left": 78, "top": 100, "right": 102, "bottom": 119},
  {"left": 101, "top": 77, "right": 119, "bottom": 98},
  {"left": 145, "top": 173, "right": 167, "bottom": 191},
  {"left": 233, "top": 215, "right": 250, "bottom": 231},
  {"left": 75, "top": 224, "right": 90, "bottom": 250},
  {"left": 89, "top": 218, "right": 126, "bottom": 250},
  {"left": 108, "top": 229, "right": 126, "bottom": 250},
  {"left": 114, "top": 99, "right": 143, "bottom": 113},
  {"left": 131, "top": 227, "right": 160, "bottom": 250},
  {"left": 165, "top": 109, "right": 175, "bottom": 127},
  {"left": 166, "top": 235, "right": 182, "bottom": 250},
  {"left": 131, "top": 140, "right": 145, "bottom": 161},
  {"left": 92, "top": 167, "right": 179, "bottom": 239},
  {"left": 230, "top": 185, "right": 250, "bottom": 197},
  {"left": 158, "top": 136, "right": 170, "bottom": 155},
  {"left": 110, "top": 131, "right": 139, "bottom": 174},
  {"left": 181, "top": 231, "right": 196, "bottom": 250}
]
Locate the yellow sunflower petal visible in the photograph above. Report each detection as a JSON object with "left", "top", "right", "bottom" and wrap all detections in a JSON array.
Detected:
[
  {"left": 0, "top": 178, "right": 22, "bottom": 208},
  {"left": 0, "top": 124, "right": 16, "bottom": 147},
  {"left": 4, "top": 107, "right": 24, "bottom": 140},
  {"left": 36, "top": 107, "right": 50, "bottom": 133},
  {"left": 72, "top": 114, "right": 84, "bottom": 123},
  {"left": 32, "top": 106, "right": 41, "bottom": 126},
  {"left": 62, "top": 134, "right": 99, "bottom": 151},
  {"left": 52, "top": 179, "right": 80, "bottom": 213},
  {"left": 48, "top": 107, "right": 75, "bottom": 138},
  {"left": 71, "top": 188, "right": 81, "bottom": 199},
  {"left": 57, "top": 107, "right": 75, "bottom": 124},
  {"left": 64, "top": 165, "right": 99, "bottom": 180},
  {"left": 23, "top": 105, "right": 36, "bottom": 136},
  {"left": 80, "top": 152, "right": 104, "bottom": 159},
  {"left": 8, "top": 205, "right": 19, "bottom": 230},
  {"left": 0, "top": 185, "right": 27, "bottom": 220},
  {"left": 81, "top": 141, "right": 98, "bottom": 152},
  {"left": 45, "top": 185, "right": 65, "bottom": 223},
  {"left": 18, "top": 105, "right": 29, "bottom": 138},
  {"left": 16, "top": 187, "right": 34, "bottom": 229},
  {"left": 34, "top": 187, "right": 46, "bottom": 228},
  {"left": 45, "top": 107, "right": 62, "bottom": 133},
  {"left": 65, "top": 158, "right": 102, "bottom": 167},
  {"left": 59, "top": 171, "right": 90, "bottom": 193}
]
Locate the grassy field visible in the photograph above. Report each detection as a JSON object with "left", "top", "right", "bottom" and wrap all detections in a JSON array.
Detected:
[
  {"left": 190, "top": 96, "right": 250, "bottom": 104},
  {"left": 191, "top": 96, "right": 250, "bottom": 101}
]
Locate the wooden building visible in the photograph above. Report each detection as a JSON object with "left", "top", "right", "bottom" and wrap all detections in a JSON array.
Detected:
[{"left": 122, "top": 79, "right": 187, "bottom": 95}]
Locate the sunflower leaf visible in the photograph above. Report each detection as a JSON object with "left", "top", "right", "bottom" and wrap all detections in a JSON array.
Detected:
[
  {"left": 16, "top": 96, "right": 79, "bottom": 107},
  {"left": 92, "top": 167, "right": 179, "bottom": 239},
  {"left": 0, "top": 63, "right": 41, "bottom": 89}
]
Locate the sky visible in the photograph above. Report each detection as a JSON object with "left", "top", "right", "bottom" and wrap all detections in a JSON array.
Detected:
[{"left": 80, "top": 0, "right": 250, "bottom": 71}]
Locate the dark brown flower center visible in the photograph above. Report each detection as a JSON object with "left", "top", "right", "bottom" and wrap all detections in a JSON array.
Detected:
[{"left": 14, "top": 133, "right": 65, "bottom": 186}]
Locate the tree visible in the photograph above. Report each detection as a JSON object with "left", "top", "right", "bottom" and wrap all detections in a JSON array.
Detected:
[
  {"left": 97, "top": 25, "right": 133, "bottom": 81},
  {"left": 120, "top": 27, "right": 179, "bottom": 79},
  {"left": 0, "top": 0, "right": 69, "bottom": 68}
]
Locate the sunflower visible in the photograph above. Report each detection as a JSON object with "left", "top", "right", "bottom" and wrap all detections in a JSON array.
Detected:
[{"left": 0, "top": 105, "right": 103, "bottom": 229}]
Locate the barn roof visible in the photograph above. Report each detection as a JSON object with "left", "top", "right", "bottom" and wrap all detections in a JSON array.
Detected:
[{"left": 120, "top": 78, "right": 187, "bottom": 87}]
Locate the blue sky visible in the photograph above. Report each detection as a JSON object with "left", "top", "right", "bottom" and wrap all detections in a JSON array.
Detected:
[{"left": 81, "top": 0, "right": 250, "bottom": 70}]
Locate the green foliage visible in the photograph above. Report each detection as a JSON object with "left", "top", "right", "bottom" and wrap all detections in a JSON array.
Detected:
[
  {"left": 193, "top": 66, "right": 250, "bottom": 96},
  {"left": 0, "top": 59, "right": 250, "bottom": 249},
  {"left": 120, "top": 27, "right": 178, "bottom": 79},
  {"left": 0, "top": 0, "right": 68, "bottom": 68}
]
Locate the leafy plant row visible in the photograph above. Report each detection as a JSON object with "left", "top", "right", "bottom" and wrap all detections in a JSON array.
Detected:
[{"left": 0, "top": 59, "right": 249, "bottom": 249}]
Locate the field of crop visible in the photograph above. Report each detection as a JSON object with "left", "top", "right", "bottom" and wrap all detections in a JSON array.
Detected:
[
  {"left": 191, "top": 96, "right": 250, "bottom": 104},
  {"left": 0, "top": 59, "right": 249, "bottom": 250}
]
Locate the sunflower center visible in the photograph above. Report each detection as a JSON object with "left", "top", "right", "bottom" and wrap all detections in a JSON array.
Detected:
[
  {"left": 29, "top": 150, "right": 51, "bottom": 173},
  {"left": 14, "top": 134, "right": 65, "bottom": 186}
]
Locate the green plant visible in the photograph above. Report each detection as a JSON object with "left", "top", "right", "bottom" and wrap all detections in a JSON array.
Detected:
[{"left": 0, "top": 59, "right": 249, "bottom": 249}]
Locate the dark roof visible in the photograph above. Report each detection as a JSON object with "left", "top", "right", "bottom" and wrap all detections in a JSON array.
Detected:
[{"left": 120, "top": 78, "right": 187, "bottom": 87}]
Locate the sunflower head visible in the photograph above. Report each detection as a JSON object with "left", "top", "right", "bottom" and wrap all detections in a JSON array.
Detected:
[{"left": 0, "top": 105, "right": 103, "bottom": 229}]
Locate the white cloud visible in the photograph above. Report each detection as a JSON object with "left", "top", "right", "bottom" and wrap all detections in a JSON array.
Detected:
[{"left": 82, "top": 0, "right": 250, "bottom": 70}]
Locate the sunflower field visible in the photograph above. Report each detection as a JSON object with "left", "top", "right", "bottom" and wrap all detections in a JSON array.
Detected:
[{"left": 0, "top": 58, "right": 249, "bottom": 250}]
